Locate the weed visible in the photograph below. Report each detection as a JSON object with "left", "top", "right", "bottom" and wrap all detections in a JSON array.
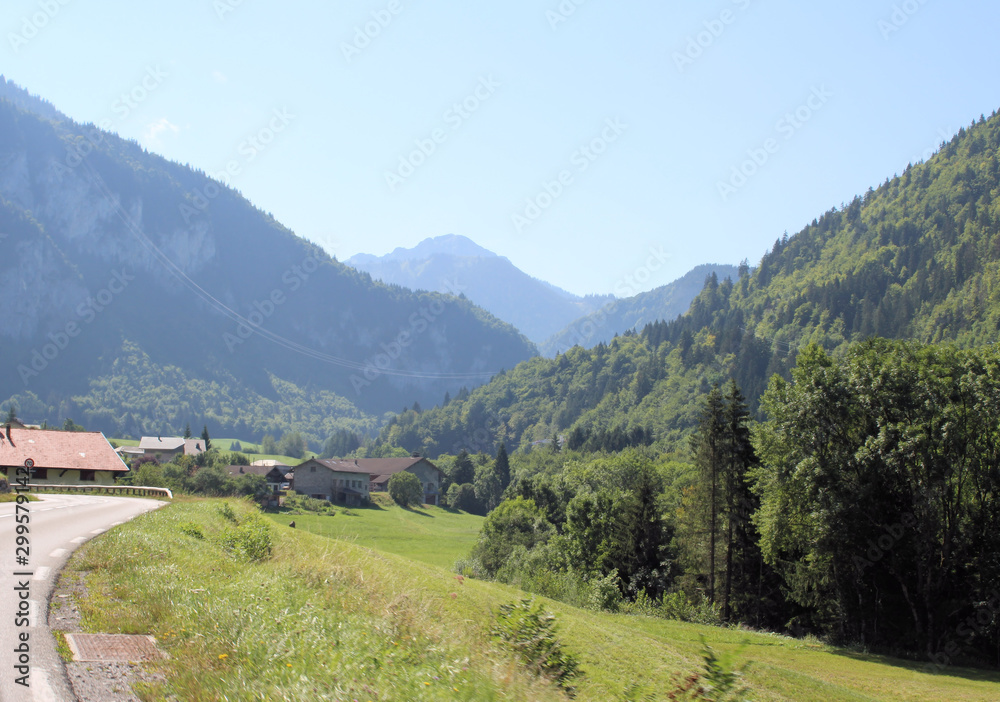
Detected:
[
  {"left": 216, "top": 502, "right": 238, "bottom": 523},
  {"left": 177, "top": 521, "right": 204, "bottom": 539},
  {"left": 492, "top": 598, "right": 581, "bottom": 693},
  {"left": 667, "top": 636, "right": 750, "bottom": 701},
  {"left": 219, "top": 513, "right": 273, "bottom": 562}
]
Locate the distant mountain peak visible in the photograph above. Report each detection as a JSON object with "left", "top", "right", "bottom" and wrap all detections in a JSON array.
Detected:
[{"left": 355, "top": 235, "right": 498, "bottom": 265}]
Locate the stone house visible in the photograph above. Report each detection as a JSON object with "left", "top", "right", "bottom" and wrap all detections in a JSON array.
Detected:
[
  {"left": 364, "top": 456, "right": 444, "bottom": 506},
  {"left": 293, "top": 458, "right": 372, "bottom": 506}
]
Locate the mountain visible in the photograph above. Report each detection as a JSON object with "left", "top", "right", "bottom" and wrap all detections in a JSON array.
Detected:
[
  {"left": 0, "top": 79, "right": 536, "bottom": 442},
  {"left": 379, "top": 110, "right": 1000, "bottom": 455},
  {"left": 347, "top": 235, "right": 613, "bottom": 344},
  {"left": 540, "top": 263, "right": 740, "bottom": 356}
]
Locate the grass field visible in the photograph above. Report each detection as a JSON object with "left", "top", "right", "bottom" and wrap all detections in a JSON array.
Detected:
[
  {"left": 65, "top": 498, "right": 1000, "bottom": 701},
  {"left": 267, "top": 503, "right": 484, "bottom": 569},
  {"left": 109, "top": 436, "right": 315, "bottom": 466}
]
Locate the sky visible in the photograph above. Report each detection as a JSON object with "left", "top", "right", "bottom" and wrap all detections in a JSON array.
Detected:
[{"left": 3, "top": 0, "right": 1000, "bottom": 297}]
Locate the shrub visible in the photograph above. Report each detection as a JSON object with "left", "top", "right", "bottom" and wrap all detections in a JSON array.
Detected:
[
  {"left": 220, "top": 514, "right": 273, "bottom": 562},
  {"left": 388, "top": 471, "right": 423, "bottom": 507},
  {"left": 178, "top": 522, "right": 205, "bottom": 540},
  {"left": 660, "top": 591, "right": 722, "bottom": 626},
  {"left": 446, "top": 482, "right": 478, "bottom": 512},
  {"left": 667, "top": 636, "right": 750, "bottom": 700},
  {"left": 217, "top": 502, "right": 238, "bottom": 523},
  {"left": 586, "top": 572, "right": 624, "bottom": 613},
  {"left": 492, "top": 598, "right": 581, "bottom": 693}
]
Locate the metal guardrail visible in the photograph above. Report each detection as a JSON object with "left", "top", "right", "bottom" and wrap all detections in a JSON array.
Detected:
[{"left": 25, "top": 484, "right": 173, "bottom": 499}]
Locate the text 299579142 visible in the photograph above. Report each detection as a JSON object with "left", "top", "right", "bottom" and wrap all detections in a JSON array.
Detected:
[{"left": 12, "top": 458, "right": 33, "bottom": 688}]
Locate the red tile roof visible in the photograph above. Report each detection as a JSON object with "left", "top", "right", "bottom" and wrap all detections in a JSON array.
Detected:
[{"left": 0, "top": 427, "right": 129, "bottom": 473}]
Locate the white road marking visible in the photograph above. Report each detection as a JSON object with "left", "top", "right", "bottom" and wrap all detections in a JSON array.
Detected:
[
  {"left": 90, "top": 529, "right": 105, "bottom": 535},
  {"left": 31, "top": 667, "right": 59, "bottom": 702},
  {"left": 38, "top": 508, "right": 52, "bottom": 512},
  {"left": 49, "top": 549, "right": 67, "bottom": 559},
  {"left": 34, "top": 566, "right": 50, "bottom": 581},
  {"left": 70, "top": 537, "right": 86, "bottom": 544},
  {"left": 111, "top": 521, "right": 124, "bottom": 526},
  {"left": 29, "top": 599, "right": 39, "bottom": 628}
]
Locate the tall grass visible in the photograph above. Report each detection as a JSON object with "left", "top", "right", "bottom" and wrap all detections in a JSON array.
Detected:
[{"left": 68, "top": 498, "right": 566, "bottom": 701}]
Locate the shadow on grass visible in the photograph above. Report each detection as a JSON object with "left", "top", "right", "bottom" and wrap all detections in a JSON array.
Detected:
[
  {"left": 827, "top": 648, "right": 1000, "bottom": 683},
  {"left": 402, "top": 505, "right": 434, "bottom": 518}
]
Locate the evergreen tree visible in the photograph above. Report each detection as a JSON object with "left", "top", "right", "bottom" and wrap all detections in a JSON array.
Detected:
[
  {"left": 451, "top": 450, "right": 475, "bottom": 485},
  {"left": 690, "top": 384, "right": 726, "bottom": 605},
  {"left": 495, "top": 442, "right": 511, "bottom": 490},
  {"left": 201, "top": 425, "right": 211, "bottom": 451},
  {"left": 720, "top": 379, "right": 758, "bottom": 623},
  {"left": 184, "top": 423, "right": 192, "bottom": 439}
]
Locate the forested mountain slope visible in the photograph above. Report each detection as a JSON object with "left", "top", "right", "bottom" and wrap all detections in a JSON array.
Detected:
[
  {"left": 0, "top": 80, "right": 536, "bottom": 440},
  {"left": 382, "top": 110, "right": 1000, "bottom": 455},
  {"left": 540, "top": 263, "right": 739, "bottom": 356}
]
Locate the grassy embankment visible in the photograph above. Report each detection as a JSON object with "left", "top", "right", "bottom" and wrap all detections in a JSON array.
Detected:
[{"left": 65, "top": 498, "right": 1000, "bottom": 701}]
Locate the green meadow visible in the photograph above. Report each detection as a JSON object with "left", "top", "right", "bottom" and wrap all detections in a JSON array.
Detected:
[
  {"left": 62, "top": 498, "right": 1000, "bottom": 701},
  {"left": 267, "top": 501, "right": 484, "bottom": 569}
]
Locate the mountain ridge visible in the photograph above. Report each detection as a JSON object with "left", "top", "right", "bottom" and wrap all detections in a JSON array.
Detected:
[
  {"left": 378, "top": 108, "right": 1000, "bottom": 454},
  {"left": 0, "top": 81, "right": 536, "bottom": 441},
  {"left": 347, "top": 236, "right": 614, "bottom": 344}
]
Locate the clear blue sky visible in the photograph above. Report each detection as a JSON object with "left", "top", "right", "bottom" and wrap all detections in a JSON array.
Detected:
[{"left": 4, "top": 0, "right": 999, "bottom": 296}]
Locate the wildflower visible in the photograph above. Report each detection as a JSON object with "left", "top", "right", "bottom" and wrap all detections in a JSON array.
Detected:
[{"left": 218, "top": 654, "right": 228, "bottom": 660}]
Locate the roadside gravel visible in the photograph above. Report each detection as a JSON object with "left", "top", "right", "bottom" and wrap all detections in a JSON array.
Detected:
[{"left": 47, "top": 569, "right": 167, "bottom": 702}]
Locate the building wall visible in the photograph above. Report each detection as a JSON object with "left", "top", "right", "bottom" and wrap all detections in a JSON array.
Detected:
[
  {"left": 409, "top": 460, "right": 443, "bottom": 505},
  {"left": 293, "top": 462, "right": 370, "bottom": 502},
  {"left": 9, "top": 468, "right": 120, "bottom": 485}
]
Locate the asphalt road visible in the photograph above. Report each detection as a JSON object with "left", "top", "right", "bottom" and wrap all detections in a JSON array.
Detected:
[{"left": 0, "top": 494, "right": 166, "bottom": 702}]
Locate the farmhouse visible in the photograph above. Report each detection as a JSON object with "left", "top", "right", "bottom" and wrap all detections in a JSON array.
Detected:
[
  {"left": 137, "top": 436, "right": 207, "bottom": 462},
  {"left": 0, "top": 425, "right": 129, "bottom": 485},
  {"left": 293, "top": 458, "right": 372, "bottom": 506},
  {"left": 364, "top": 456, "right": 444, "bottom": 506}
]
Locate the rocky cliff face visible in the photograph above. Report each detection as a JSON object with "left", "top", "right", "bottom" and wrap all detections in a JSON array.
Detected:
[{"left": 0, "top": 84, "right": 536, "bottom": 436}]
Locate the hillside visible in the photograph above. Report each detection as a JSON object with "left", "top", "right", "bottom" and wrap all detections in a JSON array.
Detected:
[
  {"left": 64, "top": 499, "right": 1000, "bottom": 700},
  {"left": 347, "top": 234, "right": 613, "bottom": 344},
  {"left": 540, "top": 263, "right": 740, "bottom": 356},
  {"left": 381, "top": 109, "right": 1000, "bottom": 454},
  {"left": 0, "top": 80, "right": 536, "bottom": 441}
]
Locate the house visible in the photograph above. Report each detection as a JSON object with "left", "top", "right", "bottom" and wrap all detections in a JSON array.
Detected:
[
  {"left": 137, "top": 436, "right": 206, "bottom": 462},
  {"left": 363, "top": 455, "right": 444, "bottom": 506},
  {"left": 224, "top": 464, "right": 287, "bottom": 494},
  {"left": 0, "top": 424, "right": 129, "bottom": 485},
  {"left": 293, "top": 458, "right": 372, "bottom": 506}
]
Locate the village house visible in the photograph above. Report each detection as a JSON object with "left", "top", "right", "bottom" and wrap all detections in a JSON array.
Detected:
[
  {"left": 293, "top": 458, "right": 372, "bottom": 506},
  {"left": 224, "top": 464, "right": 290, "bottom": 495},
  {"left": 137, "top": 436, "right": 206, "bottom": 462},
  {"left": 0, "top": 424, "right": 129, "bottom": 485},
  {"left": 364, "top": 455, "right": 444, "bottom": 506}
]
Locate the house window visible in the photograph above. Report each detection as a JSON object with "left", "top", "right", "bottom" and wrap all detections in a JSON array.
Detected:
[
  {"left": 79, "top": 470, "right": 96, "bottom": 482},
  {"left": 31, "top": 467, "right": 48, "bottom": 480},
  {"left": 310, "top": 466, "right": 316, "bottom": 473}
]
